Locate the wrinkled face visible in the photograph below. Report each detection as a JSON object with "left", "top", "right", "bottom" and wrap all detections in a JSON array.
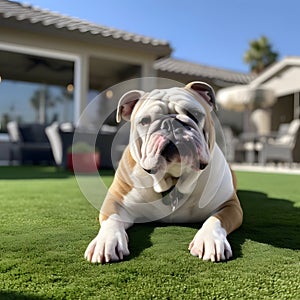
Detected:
[
  {"left": 133, "top": 88, "right": 211, "bottom": 170},
  {"left": 124, "top": 86, "right": 215, "bottom": 193}
]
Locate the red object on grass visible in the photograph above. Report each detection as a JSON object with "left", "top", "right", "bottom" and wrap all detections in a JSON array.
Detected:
[{"left": 67, "top": 152, "right": 100, "bottom": 173}]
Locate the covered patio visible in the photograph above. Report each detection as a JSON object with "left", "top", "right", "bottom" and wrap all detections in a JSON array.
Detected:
[
  {"left": 0, "top": 0, "right": 172, "bottom": 127},
  {"left": 216, "top": 57, "right": 300, "bottom": 164},
  {"left": 0, "top": 0, "right": 253, "bottom": 167},
  {"left": 0, "top": 0, "right": 172, "bottom": 166}
]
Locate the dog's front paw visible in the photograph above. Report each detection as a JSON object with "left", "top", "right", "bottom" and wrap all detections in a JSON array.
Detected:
[
  {"left": 188, "top": 216, "right": 232, "bottom": 262},
  {"left": 84, "top": 218, "right": 130, "bottom": 264}
]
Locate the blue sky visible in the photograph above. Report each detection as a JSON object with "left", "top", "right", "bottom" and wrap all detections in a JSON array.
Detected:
[{"left": 20, "top": 0, "right": 299, "bottom": 73}]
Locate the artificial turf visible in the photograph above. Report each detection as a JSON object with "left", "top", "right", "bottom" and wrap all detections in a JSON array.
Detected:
[{"left": 0, "top": 166, "right": 299, "bottom": 299}]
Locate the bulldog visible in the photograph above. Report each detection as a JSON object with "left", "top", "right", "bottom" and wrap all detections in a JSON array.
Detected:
[{"left": 84, "top": 81, "right": 243, "bottom": 263}]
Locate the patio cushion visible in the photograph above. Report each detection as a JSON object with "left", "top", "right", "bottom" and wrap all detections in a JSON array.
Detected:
[
  {"left": 8, "top": 122, "right": 54, "bottom": 165},
  {"left": 19, "top": 124, "right": 50, "bottom": 143}
]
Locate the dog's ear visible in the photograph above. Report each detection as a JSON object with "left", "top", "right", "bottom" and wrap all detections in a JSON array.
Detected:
[
  {"left": 116, "top": 90, "right": 145, "bottom": 123},
  {"left": 185, "top": 81, "right": 217, "bottom": 111}
]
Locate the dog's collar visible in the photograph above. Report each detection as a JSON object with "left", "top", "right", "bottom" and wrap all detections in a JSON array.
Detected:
[
  {"left": 162, "top": 186, "right": 183, "bottom": 212},
  {"left": 161, "top": 186, "right": 174, "bottom": 198}
]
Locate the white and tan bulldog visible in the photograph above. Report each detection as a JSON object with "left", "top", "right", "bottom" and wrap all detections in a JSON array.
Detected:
[{"left": 85, "top": 81, "right": 243, "bottom": 264}]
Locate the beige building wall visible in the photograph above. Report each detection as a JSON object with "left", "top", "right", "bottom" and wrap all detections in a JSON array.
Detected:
[{"left": 0, "top": 26, "right": 159, "bottom": 123}]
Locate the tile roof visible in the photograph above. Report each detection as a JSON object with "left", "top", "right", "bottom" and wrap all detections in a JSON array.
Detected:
[
  {"left": 0, "top": 0, "right": 253, "bottom": 84},
  {"left": 154, "top": 57, "right": 254, "bottom": 85},
  {"left": 0, "top": 0, "right": 171, "bottom": 51}
]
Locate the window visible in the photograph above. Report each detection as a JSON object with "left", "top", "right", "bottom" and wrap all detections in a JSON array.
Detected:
[{"left": 0, "top": 50, "right": 74, "bottom": 133}]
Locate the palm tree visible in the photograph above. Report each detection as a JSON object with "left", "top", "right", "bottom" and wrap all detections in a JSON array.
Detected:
[
  {"left": 244, "top": 36, "right": 279, "bottom": 74},
  {"left": 30, "top": 87, "right": 57, "bottom": 123}
]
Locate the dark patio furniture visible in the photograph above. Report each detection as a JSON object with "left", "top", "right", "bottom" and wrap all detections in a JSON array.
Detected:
[
  {"left": 7, "top": 121, "right": 54, "bottom": 165},
  {"left": 60, "top": 129, "right": 118, "bottom": 170},
  {"left": 46, "top": 122, "right": 126, "bottom": 170}
]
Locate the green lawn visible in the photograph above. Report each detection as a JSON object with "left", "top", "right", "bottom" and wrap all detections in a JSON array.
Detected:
[{"left": 0, "top": 167, "right": 299, "bottom": 300}]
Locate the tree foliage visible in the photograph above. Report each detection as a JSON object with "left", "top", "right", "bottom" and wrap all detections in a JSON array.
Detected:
[{"left": 244, "top": 36, "right": 279, "bottom": 74}]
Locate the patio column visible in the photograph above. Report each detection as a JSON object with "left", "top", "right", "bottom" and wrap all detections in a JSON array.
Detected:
[
  {"left": 74, "top": 54, "right": 89, "bottom": 124},
  {"left": 294, "top": 92, "right": 300, "bottom": 119},
  {"left": 141, "top": 61, "right": 157, "bottom": 91}
]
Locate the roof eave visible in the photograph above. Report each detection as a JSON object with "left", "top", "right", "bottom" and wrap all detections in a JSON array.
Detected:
[
  {"left": 154, "top": 58, "right": 253, "bottom": 85},
  {"left": 0, "top": 16, "right": 172, "bottom": 58},
  {"left": 250, "top": 57, "right": 300, "bottom": 87}
]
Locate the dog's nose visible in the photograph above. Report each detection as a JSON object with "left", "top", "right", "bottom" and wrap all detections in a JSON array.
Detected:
[
  {"left": 160, "top": 118, "right": 183, "bottom": 132},
  {"left": 160, "top": 118, "right": 172, "bottom": 131}
]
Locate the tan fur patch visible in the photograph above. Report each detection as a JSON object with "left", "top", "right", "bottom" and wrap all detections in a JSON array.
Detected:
[
  {"left": 213, "top": 168, "right": 243, "bottom": 234},
  {"left": 100, "top": 147, "right": 136, "bottom": 223}
]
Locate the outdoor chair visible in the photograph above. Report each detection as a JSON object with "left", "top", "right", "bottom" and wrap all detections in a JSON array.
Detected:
[
  {"left": 258, "top": 119, "right": 300, "bottom": 165},
  {"left": 7, "top": 121, "right": 54, "bottom": 165},
  {"left": 239, "top": 138, "right": 261, "bottom": 164},
  {"left": 45, "top": 122, "right": 74, "bottom": 168},
  {"left": 236, "top": 109, "right": 273, "bottom": 164},
  {"left": 222, "top": 126, "right": 239, "bottom": 163},
  {"left": 46, "top": 121, "right": 129, "bottom": 170}
]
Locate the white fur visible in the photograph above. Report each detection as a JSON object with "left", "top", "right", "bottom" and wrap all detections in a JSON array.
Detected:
[
  {"left": 84, "top": 214, "right": 131, "bottom": 263},
  {"left": 188, "top": 216, "right": 232, "bottom": 261},
  {"left": 85, "top": 145, "right": 234, "bottom": 263},
  {"left": 85, "top": 85, "right": 235, "bottom": 263}
]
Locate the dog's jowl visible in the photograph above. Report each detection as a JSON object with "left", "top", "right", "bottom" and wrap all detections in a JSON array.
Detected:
[{"left": 84, "top": 81, "right": 243, "bottom": 264}]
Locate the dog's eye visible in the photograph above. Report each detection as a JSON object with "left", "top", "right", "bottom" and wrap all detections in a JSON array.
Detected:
[
  {"left": 140, "top": 116, "right": 151, "bottom": 126},
  {"left": 186, "top": 111, "right": 199, "bottom": 124}
]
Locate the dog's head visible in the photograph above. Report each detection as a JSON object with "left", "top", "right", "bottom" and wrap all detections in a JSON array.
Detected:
[{"left": 116, "top": 81, "right": 217, "bottom": 193}]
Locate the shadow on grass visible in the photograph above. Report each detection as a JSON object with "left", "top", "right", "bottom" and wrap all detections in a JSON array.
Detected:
[
  {"left": 126, "top": 223, "right": 155, "bottom": 260},
  {"left": 0, "top": 166, "right": 115, "bottom": 180},
  {"left": 0, "top": 291, "right": 49, "bottom": 300},
  {"left": 231, "top": 190, "right": 300, "bottom": 253},
  {"left": 125, "top": 190, "right": 300, "bottom": 261},
  {"left": 0, "top": 166, "right": 71, "bottom": 179}
]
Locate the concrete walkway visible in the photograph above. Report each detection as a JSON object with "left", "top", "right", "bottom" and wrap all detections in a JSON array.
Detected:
[{"left": 231, "top": 163, "right": 300, "bottom": 175}]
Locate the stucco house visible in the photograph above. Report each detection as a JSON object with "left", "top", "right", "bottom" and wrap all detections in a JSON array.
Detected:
[
  {"left": 250, "top": 57, "right": 300, "bottom": 130},
  {"left": 0, "top": 0, "right": 251, "bottom": 128},
  {"left": 0, "top": 0, "right": 298, "bottom": 164}
]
